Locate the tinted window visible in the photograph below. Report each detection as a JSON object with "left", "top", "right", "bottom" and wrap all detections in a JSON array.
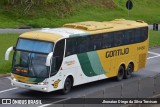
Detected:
[
  {"left": 103, "top": 33, "right": 113, "bottom": 48},
  {"left": 65, "top": 27, "right": 148, "bottom": 57},
  {"left": 114, "top": 32, "right": 125, "bottom": 46},
  {"left": 66, "top": 38, "right": 77, "bottom": 56},
  {"left": 77, "top": 37, "right": 89, "bottom": 53},
  {"left": 52, "top": 39, "right": 65, "bottom": 72},
  {"left": 93, "top": 35, "right": 103, "bottom": 50},
  {"left": 125, "top": 30, "right": 134, "bottom": 44},
  {"left": 142, "top": 27, "right": 148, "bottom": 41},
  {"left": 88, "top": 36, "right": 94, "bottom": 51},
  {"left": 135, "top": 28, "right": 142, "bottom": 42}
]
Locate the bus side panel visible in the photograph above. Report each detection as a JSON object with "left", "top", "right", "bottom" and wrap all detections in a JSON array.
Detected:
[
  {"left": 61, "top": 54, "right": 107, "bottom": 86},
  {"left": 97, "top": 49, "right": 113, "bottom": 77},
  {"left": 135, "top": 40, "right": 149, "bottom": 72}
]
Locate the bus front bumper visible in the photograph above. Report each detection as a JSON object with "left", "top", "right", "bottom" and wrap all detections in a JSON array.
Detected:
[{"left": 11, "top": 79, "right": 49, "bottom": 92}]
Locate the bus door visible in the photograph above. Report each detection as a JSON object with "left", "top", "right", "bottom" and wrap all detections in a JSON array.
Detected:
[{"left": 50, "top": 39, "right": 65, "bottom": 89}]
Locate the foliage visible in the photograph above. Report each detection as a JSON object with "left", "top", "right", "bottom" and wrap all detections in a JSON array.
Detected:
[{"left": 0, "top": 0, "right": 159, "bottom": 28}]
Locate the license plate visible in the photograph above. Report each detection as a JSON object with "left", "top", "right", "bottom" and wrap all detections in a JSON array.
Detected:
[{"left": 24, "top": 85, "right": 31, "bottom": 88}]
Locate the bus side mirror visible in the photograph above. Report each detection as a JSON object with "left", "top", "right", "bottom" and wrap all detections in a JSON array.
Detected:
[
  {"left": 5, "top": 46, "right": 14, "bottom": 61},
  {"left": 46, "top": 52, "right": 53, "bottom": 66}
]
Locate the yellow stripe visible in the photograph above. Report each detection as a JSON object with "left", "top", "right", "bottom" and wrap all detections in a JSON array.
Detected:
[
  {"left": 20, "top": 31, "right": 63, "bottom": 42},
  {"left": 13, "top": 74, "right": 36, "bottom": 84}
]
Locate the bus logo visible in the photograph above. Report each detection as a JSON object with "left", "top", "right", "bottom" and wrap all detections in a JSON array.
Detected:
[
  {"left": 65, "top": 60, "right": 76, "bottom": 66},
  {"left": 106, "top": 48, "right": 129, "bottom": 58},
  {"left": 53, "top": 79, "right": 61, "bottom": 88}
]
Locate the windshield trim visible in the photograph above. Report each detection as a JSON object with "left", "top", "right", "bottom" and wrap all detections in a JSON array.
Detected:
[{"left": 15, "top": 49, "right": 51, "bottom": 55}]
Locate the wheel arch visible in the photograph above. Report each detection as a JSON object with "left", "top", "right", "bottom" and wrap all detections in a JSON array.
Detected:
[{"left": 63, "top": 74, "right": 74, "bottom": 88}]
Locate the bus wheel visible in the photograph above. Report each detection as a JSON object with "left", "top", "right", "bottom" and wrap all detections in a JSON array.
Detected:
[
  {"left": 62, "top": 77, "right": 72, "bottom": 94},
  {"left": 116, "top": 65, "right": 125, "bottom": 81},
  {"left": 124, "top": 63, "right": 133, "bottom": 79}
]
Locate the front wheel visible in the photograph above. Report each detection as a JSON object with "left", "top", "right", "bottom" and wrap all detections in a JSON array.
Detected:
[
  {"left": 61, "top": 77, "right": 72, "bottom": 94},
  {"left": 116, "top": 65, "right": 125, "bottom": 81}
]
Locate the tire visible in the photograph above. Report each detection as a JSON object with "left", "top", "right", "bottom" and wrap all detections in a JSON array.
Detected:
[
  {"left": 124, "top": 63, "right": 133, "bottom": 79},
  {"left": 116, "top": 65, "right": 125, "bottom": 81},
  {"left": 61, "top": 77, "right": 72, "bottom": 94}
]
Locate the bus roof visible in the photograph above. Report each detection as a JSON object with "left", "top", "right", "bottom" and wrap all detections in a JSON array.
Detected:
[{"left": 19, "top": 19, "right": 148, "bottom": 42}]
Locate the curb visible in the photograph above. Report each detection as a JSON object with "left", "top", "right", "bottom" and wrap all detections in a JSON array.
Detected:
[
  {"left": 0, "top": 73, "right": 11, "bottom": 78},
  {"left": 149, "top": 46, "right": 160, "bottom": 50}
]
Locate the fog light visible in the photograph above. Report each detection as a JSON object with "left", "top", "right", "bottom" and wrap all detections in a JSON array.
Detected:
[
  {"left": 38, "top": 82, "right": 48, "bottom": 85},
  {"left": 42, "top": 88, "right": 47, "bottom": 91}
]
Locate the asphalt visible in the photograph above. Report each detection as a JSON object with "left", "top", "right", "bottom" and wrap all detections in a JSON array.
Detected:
[
  {"left": 0, "top": 47, "right": 159, "bottom": 107},
  {"left": 0, "top": 28, "right": 40, "bottom": 34}
]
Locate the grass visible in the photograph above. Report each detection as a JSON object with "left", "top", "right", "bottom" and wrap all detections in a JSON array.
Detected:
[
  {"left": 0, "top": 0, "right": 159, "bottom": 28},
  {"left": 0, "top": 30, "right": 160, "bottom": 74},
  {"left": 0, "top": 34, "right": 19, "bottom": 74},
  {"left": 149, "top": 30, "right": 160, "bottom": 47}
]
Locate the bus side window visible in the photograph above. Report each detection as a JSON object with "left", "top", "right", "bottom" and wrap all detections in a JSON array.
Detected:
[
  {"left": 77, "top": 37, "right": 89, "bottom": 53},
  {"left": 114, "top": 32, "right": 125, "bottom": 46},
  {"left": 88, "top": 36, "right": 94, "bottom": 51},
  {"left": 103, "top": 33, "right": 112, "bottom": 48},
  {"left": 142, "top": 27, "right": 148, "bottom": 41},
  {"left": 124, "top": 30, "right": 130, "bottom": 45},
  {"left": 135, "top": 28, "right": 142, "bottom": 43},
  {"left": 125, "top": 30, "right": 134, "bottom": 44},
  {"left": 93, "top": 35, "right": 103, "bottom": 50},
  {"left": 66, "top": 38, "right": 77, "bottom": 56}
]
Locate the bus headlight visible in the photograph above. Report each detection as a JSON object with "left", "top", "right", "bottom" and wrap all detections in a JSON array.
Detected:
[
  {"left": 13, "top": 78, "right": 17, "bottom": 81},
  {"left": 38, "top": 82, "right": 48, "bottom": 85}
]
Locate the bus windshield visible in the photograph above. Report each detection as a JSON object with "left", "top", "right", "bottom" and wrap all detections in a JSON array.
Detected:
[
  {"left": 16, "top": 38, "right": 53, "bottom": 53},
  {"left": 12, "top": 39, "right": 54, "bottom": 78}
]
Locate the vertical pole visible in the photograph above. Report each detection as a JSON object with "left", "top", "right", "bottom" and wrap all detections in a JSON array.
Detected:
[{"left": 128, "top": 0, "right": 130, "bottom": 17}]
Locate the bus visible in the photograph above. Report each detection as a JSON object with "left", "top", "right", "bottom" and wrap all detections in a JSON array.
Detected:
[{"left": 5, "top": 19, "right": 148, "bottom": 94}]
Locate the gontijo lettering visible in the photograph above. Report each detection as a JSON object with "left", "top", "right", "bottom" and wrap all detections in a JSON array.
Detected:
[{"left": 106, "top": 48, "right": 129, "bottom": 58}]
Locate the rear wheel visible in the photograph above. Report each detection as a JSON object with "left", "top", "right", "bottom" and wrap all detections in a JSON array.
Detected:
[
  {"left": 116, "top": 65, "right": 125, "bottom": 81},
  {"left": 61, "top": 77, "right": 72, "bottom": 94},
  {"left": 124, "top": 63, "right": 134, "bottom": 79}
]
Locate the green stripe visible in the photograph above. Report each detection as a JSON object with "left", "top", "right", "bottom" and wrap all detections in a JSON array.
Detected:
[
  {"left": 87, "top": 51, "right": 106, "bottom": 75},
  {"left": 77, "top": 53, "right": 97, "bottom": 77},
  {"left": 29, "top": 78, "right": 37, "bottom": 82},
  {"left": 29, "top": 78, "right": 45, "bottom": 83}
]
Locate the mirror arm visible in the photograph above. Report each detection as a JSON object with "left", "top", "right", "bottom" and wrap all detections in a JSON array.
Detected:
[
  {"left": 5, "top": 46, "right": 13, "bottom": 61},
  {"left": 46, "top": 52, "right": 53, "bottom": 66}
]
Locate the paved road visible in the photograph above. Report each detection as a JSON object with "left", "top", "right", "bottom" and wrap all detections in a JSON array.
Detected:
[
  {"left": 0, "top": 28, "right": 40, "bottom": 34},
  {"left": 0, "top": 47, "right": 159, "bottom": 107},
  {"left": 0, "top": 25, "right": 159, "bottom": 34}
]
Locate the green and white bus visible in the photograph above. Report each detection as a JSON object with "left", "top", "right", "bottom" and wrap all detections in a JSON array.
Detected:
[{"left": 5, "top": 19, "right": 148, "bottom": 93}]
